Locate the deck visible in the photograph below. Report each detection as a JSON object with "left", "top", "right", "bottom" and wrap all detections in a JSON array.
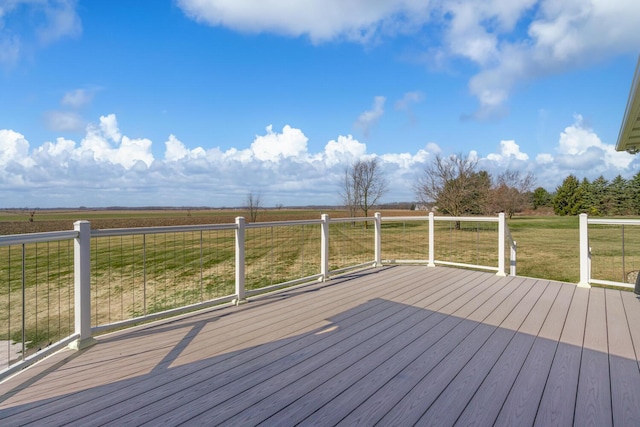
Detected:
[{"left": 1, "top": 265, "right": 640, "bottom": 426}]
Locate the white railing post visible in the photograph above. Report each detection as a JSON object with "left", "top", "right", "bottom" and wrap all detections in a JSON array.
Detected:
[
  {"left": 321, "top": 214, "right": 330, "bottom": 281},
  {"left": 235, "top": 217, "right": 247, "bottom": 304},
  {"left": 578, "top": 213, "right": 591, "bottom": 288},
  {"left": 69, "top": 221, "right": 96, "bottom": 350},
  {"left": 510, "top": 241, "right": 517, "bottom": 276},
  {"left": 428, "top": 212, "right": 435, "bottom": 267},
  {"left": 497, "top": 213, "right": 506, "bottom": 276},
  {"left": 374, "top": 212, "right": 382, "bottom": 267}
]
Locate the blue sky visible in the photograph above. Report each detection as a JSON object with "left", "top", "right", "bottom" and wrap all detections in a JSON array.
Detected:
[{"left": 1, "top": 0, "right": 639, "bottom": 208}]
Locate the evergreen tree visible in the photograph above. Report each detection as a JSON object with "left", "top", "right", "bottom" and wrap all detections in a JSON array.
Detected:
[
  {"left": 576, "top": 178, "right": 593, "bottom": 215},
  {"left": 630, "top": 172, "right": 640, "bottom": 215},
  {"left": 608, "top": 175, "right": 630, "bottom": 215},
  {"left": 590, "top": 175, "right": 610, "bottom": 215},
  {"left": 553, "top": 175, "right": 581, "bottom": 216},
  {"left": 532, "top": 187, "right": 552, "bottom": 209}
]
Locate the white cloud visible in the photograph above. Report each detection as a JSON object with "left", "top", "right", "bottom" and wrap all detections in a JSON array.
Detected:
[
  {"left": 395, "top": 91, "right": 424, "bottom": 123},
  {"left": 0, "top": 129, "right": 33, "bottom": 167},
  {"left": 35, "top": 0, "right": 82, "bottom": 45},
  {"left": 521, "top": 114, "right": 637, "bottom": 190},
  {"left": 45, "top": 88, "right": 97, "bottom": 133},
  {"left": 99, "top": 114, "right": 121, "bottom": 143},
  {"left": 486, "top": 140, "right": 529, "bottom": 163},
  {"left": 0, "top": 34, "right": 20, "bottom": 65},
  {"left": 324, "top": 135, "right": 367, "bottom": 166},
  {"left": 395, "top": 91, "right": 424, "bottom": 110},
  {"left": 76, "top": 115, "right": 153, "bottom": 169},
  {"left": 177, "top": 0, "right": 640, "bottom": 118},
  {"left": 33, "top": 137, "right": 76, "bottom": 163},
  {"left": 536, "top": 153, "right": 553, "bottom": 164},
  {"left": 465, "top": 115, "right": 637, "bottom": 191},
  {"left": 2, "top": 112, "right": 637, "bottom": 208},
  {"left": 0, "top": 0, "right": 81, "bottom": 65},
  {"left": 44, "top": 110, "right": 85, "bottom": 132},
  {"left": 250, "top": 124, "right": 308, "bottom": 162},
  {"left": 556, "top": 114, "right": 633, "bottom": 170},
  {"left": 355, "top": 96, "right": 386, "bottom": 136},
  {"left": 0, "top": 113, "right": 441, "bottom": 207},
  {"left": 425, "top": 142, "right": 441, "bottom": 154},
  {"left": 176, "top": 0, "right": 430, "bottom": 44},
  {"left": 165, "top": 134, "right": 192, "bottom": 161},
  {"left": 61, "top": 88, "right": 93, "bottom": 108},
  {"left": 448, "top": 0, "right": 640, "bottom": 118}
]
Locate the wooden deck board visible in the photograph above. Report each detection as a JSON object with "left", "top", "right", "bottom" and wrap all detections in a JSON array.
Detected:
[
  {"left": 1, "top": 266, "right": 639, "bottom": 427},
  {"left": 493, "top": 282, "right": 575, "bottom": 426},
  {"left": 575, "top": 287, "right": 613, "bottom": 427},
  {"left": 621, "top": 291, "right": 640, "bottom": 371},
  {"left": 606, "top": 289, "right": 640, "bottom": 426},
  {"left": 451, "top": 280, "right": 559, "bottom": 426},
  {"left": 534, "top": 285, "right": 589, "bottom": 427}
]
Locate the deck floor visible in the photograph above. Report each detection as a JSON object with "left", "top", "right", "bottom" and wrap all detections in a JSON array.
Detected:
[{"left": 2, "top": 266, "right": 640, "bottom": 426}]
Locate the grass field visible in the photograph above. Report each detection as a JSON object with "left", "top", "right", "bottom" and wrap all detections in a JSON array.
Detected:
[{"left": 1, "top": 208, "right": 639, "bottom": 364}]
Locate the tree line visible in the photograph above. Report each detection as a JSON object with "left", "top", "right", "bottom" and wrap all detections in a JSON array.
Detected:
[
  {"left": 342, "top": 154, "right": 534, "bottom": 220},
  {"left": 544, "top": 173, "right": 640, "bottom": 216},
  {"left": 342, "top": 154, "right": 639, "bottom": 219}
]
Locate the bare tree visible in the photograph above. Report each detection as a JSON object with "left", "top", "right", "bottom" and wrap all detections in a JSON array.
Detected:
[
  {"left": 489, "top": 170, "right": 535, "bottom": 218},
  {"left": 246, "top": 192, "right": 262, "bottom": 222},
  {"left": 341, "top": 167, "right": 360, "bottom": 218},
  {"left": 341, "top": 159, "right": 388, "bottom": 218},
  {"left": 414, "top": 153, "right": 488, "bottom": 218}
]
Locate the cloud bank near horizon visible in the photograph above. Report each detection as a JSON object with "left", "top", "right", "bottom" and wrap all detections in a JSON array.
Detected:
[{"left": 0, "top": 113, "right": 637, "bottom": 208}]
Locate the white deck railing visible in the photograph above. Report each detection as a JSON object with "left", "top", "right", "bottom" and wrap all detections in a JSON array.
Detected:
[
  {"left": 0, "top": 212, "right": 512, "bottom": 379},
  {"left": 579, "top": 214, "right": 640, "bottom": 289}
]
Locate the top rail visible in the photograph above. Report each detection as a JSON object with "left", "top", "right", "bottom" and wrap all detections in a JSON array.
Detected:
[
  {"left": 245, "top": 219, "right": 322, "bottom": 228},
  {"left": 328, "top": 217, "right": 370, "bottom": 224},
  {"left": 0, "top": 230, "right": 78, "bottom": 246},
  {"left": 380, "top": 215, "right": 500, "bottom": 223},
  {"left": 435, "top": 216, "right": 500, "bottom": 223},
  {"left": 380, "top": 216, "right": 429, "bottom": 222},
  {"left": 91, "top": 223, "right": 238, "bottom": 237},
  {"left": 587, "top": 218, "right": 640, "bottom": 226}
]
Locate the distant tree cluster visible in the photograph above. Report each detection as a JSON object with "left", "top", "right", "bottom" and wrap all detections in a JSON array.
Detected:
[
  {"left": 413, "top": 154, "right": 535, "bottom": 219},
  {"left": 552, "top": 173, "right": 640, "bottom": 216},
  {"left": 339, "top": 154, "right": 639, "bottom": 219}
]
